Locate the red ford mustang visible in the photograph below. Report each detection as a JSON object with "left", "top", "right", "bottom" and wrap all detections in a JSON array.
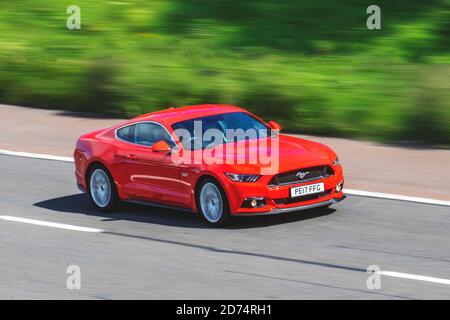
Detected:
[{"left": 74, "top": 104, "right": 345, "bottom": 226}]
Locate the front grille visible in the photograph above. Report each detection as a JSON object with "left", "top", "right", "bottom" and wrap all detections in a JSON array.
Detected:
[
  {"left": 274, "top": 189, "right": 332, "bottom": 205},
  {"left": 269, "top": 165, "right": 334, "bottom": 186}
]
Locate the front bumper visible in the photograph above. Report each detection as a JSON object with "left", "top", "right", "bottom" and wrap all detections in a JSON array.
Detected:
[
  {"left": 223, "top": 167, "right": 345, "bottom": 215},
  {"left": 236, "top": 195, "right": 346, "bottom": 216}
]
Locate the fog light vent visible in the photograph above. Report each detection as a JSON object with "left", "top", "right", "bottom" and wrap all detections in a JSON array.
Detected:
[
  {"left": 242, "top": 197, "right": 265, "bottom": 208},
  {"left": 336, "top": 182, "right": 343, "bottom": 193}
]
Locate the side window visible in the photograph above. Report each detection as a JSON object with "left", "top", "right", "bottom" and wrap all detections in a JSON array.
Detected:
[
  {"left": 134, "top": 123, "right": 174, "bottom": 147},
  {"left": 116, "top": 125, "right": 135, "bottom": 142}
]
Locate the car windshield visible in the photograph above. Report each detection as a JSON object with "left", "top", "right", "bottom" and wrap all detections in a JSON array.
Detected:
[{"left": 171, "top": 112, "right": 274, "bottom": 150}]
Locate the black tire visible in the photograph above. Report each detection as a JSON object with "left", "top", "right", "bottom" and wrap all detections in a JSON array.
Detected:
[
  {"left": 196, "top": 177, "right": 230, "bottom": 227},
  {"left": 87, "top": 164, "right": 120, "bottom": 212}
]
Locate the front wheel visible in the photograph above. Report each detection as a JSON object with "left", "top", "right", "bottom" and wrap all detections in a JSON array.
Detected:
[
  {"left": 88, "top": 165, "right": 119, "bottom": 212},
  {"left": 197, "top": 178, "right": 230, "bottom": 226}
]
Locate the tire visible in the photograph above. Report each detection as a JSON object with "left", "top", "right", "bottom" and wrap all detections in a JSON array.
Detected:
[
  {"left": 196, "top": 178, "right": 230, "bottom": 227},
  {"left": 88, "top": 164, "right": 119, "bottom": 212}
]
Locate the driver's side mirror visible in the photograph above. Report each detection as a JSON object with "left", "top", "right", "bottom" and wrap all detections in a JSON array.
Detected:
[
  {"left": 152, "top": 140, "right": 171, "bottom": 153},
  {"left": 268, "top": 120, "right": 282, "bottom": 131}
]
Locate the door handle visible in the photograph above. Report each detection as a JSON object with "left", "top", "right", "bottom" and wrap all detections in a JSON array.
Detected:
[{"left": 125, "top": 154, "right": 137, "bottom": 160}]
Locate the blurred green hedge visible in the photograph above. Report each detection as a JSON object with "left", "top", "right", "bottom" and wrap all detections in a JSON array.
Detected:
[{"left": 0, "top": 0, "right": 449, "bottom": 145}]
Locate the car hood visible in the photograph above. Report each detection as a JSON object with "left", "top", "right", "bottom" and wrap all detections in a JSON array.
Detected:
[{"left": 201, "top": 134, "right": 336, "bottom": 175}]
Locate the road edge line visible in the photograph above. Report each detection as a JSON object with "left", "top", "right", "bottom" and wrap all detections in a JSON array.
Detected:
[
  {"left": 345, "top": 189, "right": 450, "bottom": 207},
  {"left": 378, "top": 271, "right": 450, "bottom": 286},
  {"left": 0, "top": 215, "right": 104, "bottom": 233},
  {"left": 0, "top": 149, "right": 73, "bottom": 162}
]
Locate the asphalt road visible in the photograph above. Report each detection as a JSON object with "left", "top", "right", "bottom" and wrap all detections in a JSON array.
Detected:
[{"left": 0, "top": 154, "right": 449, "bottom": 299}]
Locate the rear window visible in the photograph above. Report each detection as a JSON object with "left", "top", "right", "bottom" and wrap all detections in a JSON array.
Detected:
[{"left": 116, "top": 125, "right": 135, "bottom": 142}]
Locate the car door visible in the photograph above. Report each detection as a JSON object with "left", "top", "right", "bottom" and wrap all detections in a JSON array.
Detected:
[{"left": 115, "top": 122, "right": 190, "bottom": 207}]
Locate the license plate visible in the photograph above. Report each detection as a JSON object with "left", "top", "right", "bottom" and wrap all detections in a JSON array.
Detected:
[{"left": 290, "top": 182, "right": 324, "bottom": 198}]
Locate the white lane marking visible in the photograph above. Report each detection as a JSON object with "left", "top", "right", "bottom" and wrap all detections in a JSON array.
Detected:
[
  {"left": 0, "top": 149, "right": 449, "bottom": 207},
  {"left": 378, "top": 271, "right": 450, "bottom": 286},
  {"left": 345, "top": 189, "right": 450, "bottom": 207},
  {"left": 0, "top": 216, "right": 104, "bottom": 233},
  {"left": 0, "top": 149, "right": 73, "bottom": 162}
]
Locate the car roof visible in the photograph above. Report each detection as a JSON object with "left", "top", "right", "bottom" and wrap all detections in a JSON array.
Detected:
[{"left": 132, "top": 104, "right": 247, "bottom": 126}]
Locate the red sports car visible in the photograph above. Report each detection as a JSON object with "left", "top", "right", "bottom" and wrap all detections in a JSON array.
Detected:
[{"left": 74, "top": 104, "right": 345, "bottom": 226}]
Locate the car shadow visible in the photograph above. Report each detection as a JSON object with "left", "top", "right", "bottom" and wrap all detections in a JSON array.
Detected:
[{"left": 33, "top": 193, "right": 336, "bottom": 229}]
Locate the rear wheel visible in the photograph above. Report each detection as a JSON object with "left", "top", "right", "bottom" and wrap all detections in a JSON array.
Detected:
[
  {"left": 88, "top": 165, "right": 119, "bottom": 212},
  {"left": 197, "top": 178, "right": 230, "bottom": 227}
]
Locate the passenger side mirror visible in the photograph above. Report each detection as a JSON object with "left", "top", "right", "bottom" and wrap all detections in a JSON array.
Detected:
[
  {"left": 152, "top": 140, "right": 171, "bottom": 153},
  {"left": 268, "top": 120, "right": 282, "bottom": 131}
]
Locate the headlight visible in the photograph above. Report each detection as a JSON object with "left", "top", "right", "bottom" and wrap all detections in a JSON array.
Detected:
[
  {"left": 333, "top": 157, "right": 339, "bottom": 167},
  {"left": 225, "top": 173, "right": 260, "bottom": 182}
]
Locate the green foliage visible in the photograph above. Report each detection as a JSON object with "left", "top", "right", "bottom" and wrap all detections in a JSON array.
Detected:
[{"left": 0, "top": 0, "right": 449, "bottom": 144}]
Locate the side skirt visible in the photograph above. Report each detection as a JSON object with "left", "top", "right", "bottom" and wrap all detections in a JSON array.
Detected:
[{"left": 124, "top": 199, "right": 195, "bottom": 213}]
